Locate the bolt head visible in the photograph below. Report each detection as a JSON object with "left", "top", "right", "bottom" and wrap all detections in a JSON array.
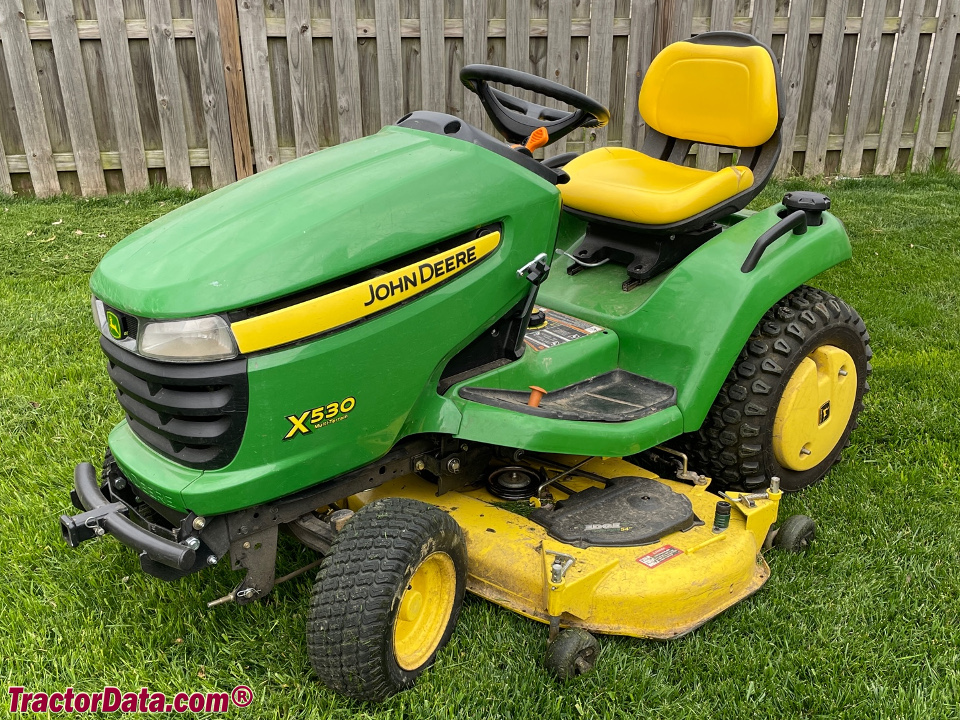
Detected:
[
  {"left": 447, "top": 458, "right": 461, "bottom": 473},
  {"left": 242, "top": 541, "right": 251, "bottom": 549},
  {"left": 114, "top": 477, "right": 126, "bottom": 490},
  {"left": 414, "top": 460, "right": 426, "bottom": 472},
  {"left": 206, "top": 555, "right": 218, "bottom": 565},
  {"left": 184, "top": 537, "right": 200, "bottom": 550},
  {"left": 192, "top": 516, "right": 206, "bottom": 530}
]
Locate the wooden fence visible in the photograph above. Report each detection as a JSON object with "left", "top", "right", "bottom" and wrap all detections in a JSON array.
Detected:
[{"left": 2, "top": 0, "right": 960, "bottom": 197}]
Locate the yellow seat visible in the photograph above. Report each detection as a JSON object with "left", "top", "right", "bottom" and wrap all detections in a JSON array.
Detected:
[
  {"left": 561, "top": 148, "right": 755, "bottom": 226},
  {"left": 560, "top": 34, "right": 781, "bottom": 229}
]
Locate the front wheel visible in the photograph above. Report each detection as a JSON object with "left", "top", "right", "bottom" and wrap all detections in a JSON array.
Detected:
[
  {"left": 678, "top": 286, "right": 871, "bottom": 492},
  {"left": 307, "top": 497, "right": 467, "bottom": 701}
]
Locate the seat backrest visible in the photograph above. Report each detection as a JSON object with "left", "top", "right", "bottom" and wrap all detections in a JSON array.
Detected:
[{"left": 638, "top": 32, "right": 782, "bottom": 149}]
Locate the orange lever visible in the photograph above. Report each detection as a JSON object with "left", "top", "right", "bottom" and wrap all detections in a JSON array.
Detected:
[
  {"left": 527, "top": 386, "right": 547, "bottom": 408},
  {"left": 525, "top": 127, "right": 549, "bottom": 152}
]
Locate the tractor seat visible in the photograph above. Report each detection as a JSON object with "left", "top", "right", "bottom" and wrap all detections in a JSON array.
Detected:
[
  {"left": 560, "top": 32, "right": 783, "bottom": 232},
  {"left": 561, "top": 148, "right": 755, "bottom": 226}
]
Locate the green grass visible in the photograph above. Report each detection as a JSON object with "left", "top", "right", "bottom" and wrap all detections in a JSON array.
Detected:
[{"left": 1, "top": 176, "right": 959, "bottom": 719}]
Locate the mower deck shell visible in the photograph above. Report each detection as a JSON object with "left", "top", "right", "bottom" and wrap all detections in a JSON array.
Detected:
[{"left": 352, "top": 457, "right": 777, "bottom": 639}]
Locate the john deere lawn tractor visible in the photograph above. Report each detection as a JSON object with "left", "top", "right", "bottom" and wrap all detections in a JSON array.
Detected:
[{"left": 60, "top": 31, "right": 870, "bottom": 700}]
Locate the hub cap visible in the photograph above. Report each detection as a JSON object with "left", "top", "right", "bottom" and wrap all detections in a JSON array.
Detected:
[
  {"left": 393, "top": 552, "right": 457, "bottom": 671},
  {"left": 773, "top": 345, "right": 857, "bottom": 471}
]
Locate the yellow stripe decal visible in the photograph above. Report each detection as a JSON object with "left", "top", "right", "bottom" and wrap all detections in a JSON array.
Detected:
[{"left": 232, "top": 231, "right": 501, "bottom": 353}]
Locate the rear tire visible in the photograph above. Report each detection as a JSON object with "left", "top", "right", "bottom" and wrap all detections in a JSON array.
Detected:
[
  {"left": 307, "top": 497, "right": 467, "bottom": 701},
  {"left": 676, "top": 285, "right": 871, "bottom": 492}
]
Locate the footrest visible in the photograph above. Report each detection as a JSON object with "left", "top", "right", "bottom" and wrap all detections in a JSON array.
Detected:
[{"left": 458, "top": 370, "right": 676, "bottom": 423}]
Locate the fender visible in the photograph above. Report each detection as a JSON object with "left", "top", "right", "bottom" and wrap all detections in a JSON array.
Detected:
[{"left": 540, "top": 201, "right": 852, "bottom": 433}]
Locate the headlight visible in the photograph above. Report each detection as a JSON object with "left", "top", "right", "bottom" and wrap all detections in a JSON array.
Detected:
[{"left": 138, "top": 316, "right": 238, "bottom": 362}]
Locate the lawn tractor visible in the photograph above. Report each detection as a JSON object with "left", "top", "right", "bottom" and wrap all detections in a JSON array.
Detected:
[{"left": 59, "top": 31, "right": 871, "bottom": 700}]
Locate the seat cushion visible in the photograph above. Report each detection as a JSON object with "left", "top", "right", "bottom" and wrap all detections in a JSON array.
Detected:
[{"left": 560, "top": 147, "right": 755, "bottom": 226}]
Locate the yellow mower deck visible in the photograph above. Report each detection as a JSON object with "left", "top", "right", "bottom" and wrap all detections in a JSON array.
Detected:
[{"left": 351, "top": 457, "right": 780, "bottom": 640}]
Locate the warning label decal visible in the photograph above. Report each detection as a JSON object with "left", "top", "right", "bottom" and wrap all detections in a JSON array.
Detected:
[
  {"left": 637, "top": 545, "right": 683, "bottom": 568},
  {"left": 523, "top": 307, "right": 604, "bottom": 351}
]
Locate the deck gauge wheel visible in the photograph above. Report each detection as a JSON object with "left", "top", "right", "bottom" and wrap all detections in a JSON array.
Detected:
[
  {"left": 544, "top": 628, "right": 600, "bottom": 681},
  {"left": 772, "top": 514, "right": 817, "bottom": 553}
]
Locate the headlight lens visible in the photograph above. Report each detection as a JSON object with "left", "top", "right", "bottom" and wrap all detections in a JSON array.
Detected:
[{"left": 138, "top": 316, "right": 238, "bottom": 362}]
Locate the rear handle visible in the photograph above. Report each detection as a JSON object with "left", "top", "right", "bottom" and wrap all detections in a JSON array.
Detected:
[{"left": 741, "top": 209, "right": 808, "bottom": 273}]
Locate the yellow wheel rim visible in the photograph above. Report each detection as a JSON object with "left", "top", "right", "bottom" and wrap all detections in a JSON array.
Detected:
[
  {"left": 393, "top": 552, "right": 457, "bottom": 671},
  {"left": 773, "top": 345, "right": 857, "bottom": 471}
]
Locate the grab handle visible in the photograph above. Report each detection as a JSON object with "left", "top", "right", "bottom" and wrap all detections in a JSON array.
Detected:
[{"left": 741, "top": 209, "right": 808, "bottom": 273}]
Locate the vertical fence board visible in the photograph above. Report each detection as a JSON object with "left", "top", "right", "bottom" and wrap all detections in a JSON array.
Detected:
[
  {"left": 0, "top": 0, "right": 60, "bottom": 196},
  {"left": 216, "top": 0, "right": 254, "bottom": 178},
  {"left": 622, "top": 0, "right": 655, "bottom": 150},
  {"left": 839, "top": 0, "right": 885, "bottom": 176},
  {"left": 861, "top": 0, "right": 901, "bottom": 173},
  {"left": 237, "top": 0, "right": 280, "bottom": 170},
  {"left": 0, "top": 130, "right": 11, "bottom": 195},
  {"left": 803, "top": 0, "right": 848, "bottom": 176},
  {"left": 876, "top": 4, "right": 924, "bottom": 174},
  {"left": 697, "top": 0, "right": 734, "bottom": 170},
  {"left": 543, "top": 0, "right": 572, "bottom": 156},
  {"left": 529, "top": 0, "right": 548, "bottom": 113},
  {"left": 461, "top": 0, "right": 487, "bottom": 128},
  {"left": 606, "top": 0, "right": 629, "bottom": 148},
  {"left": 420, "top": 0, "right": 445, "bottom": 111},
  {"left": 751, "top": 0, "right": 774, "bottom": 47},
  {"left": 95, "top": 0, "right": 149, "bottom": 190},
  {"left": 506, "top": 0, "right": 529, "bottom": 100},
  {"left": 672, "top": 0, "right": 694, "bottom": 44},
  {"left": 445, "top": 15, "right": 464, "bottom": 120},
  {"left": 331, "top": 0, "right": 363, "bottom": 141},
  {"left": 357, "top": 0, "right": 380, "bottom": 137},
  {"left": 950, "top": 74, "right": 960, "bottom": 168},
  {"left": 375, "top": 0, "right": 403, "bottom": 126},
  {"left": 774, "top": 0, "right": 813, "bottom": 178},
  {"left": 192, "top": 0, "right": 236, "bottom": 185},
  {"left": 567, "top": 0, "right": 591, "bottom": 147},
  {"left": 143, "top": 0, "right": 192, "bottom": 188},
  {"left": 48, "top": 0, "right": 107, "bottom": 195},
  {"left": 913, "top": 0, "right": 960, "bottom": 171},
  {"left": 584, "top": 0, "right": 614, "bottom": 151},
  {"left": 897, "top": 2, "right": 938, "bottom": 172},
  {"left": 284, "top": 0, "right": 321, "bottom": 155}
]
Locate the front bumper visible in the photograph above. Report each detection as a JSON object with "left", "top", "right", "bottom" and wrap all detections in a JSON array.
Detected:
[{"left": 60, "top": 462, "right": 201, "bottom": 576}]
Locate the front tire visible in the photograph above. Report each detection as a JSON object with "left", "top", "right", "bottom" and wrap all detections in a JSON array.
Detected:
[
  {"left": 307, "top": 497, "right": 467, "bottom": 701},
  {"left": 678, "top": 286, "right": 871, "bottom": 492}
]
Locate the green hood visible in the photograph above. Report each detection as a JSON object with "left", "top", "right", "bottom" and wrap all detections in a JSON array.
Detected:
[{"left": 91, "top": 126, "right": 556, "bottom": 318}]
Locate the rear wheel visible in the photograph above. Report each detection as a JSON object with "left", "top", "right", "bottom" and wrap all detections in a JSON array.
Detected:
[
  {"left": 307, "top": 497, "right": 467, "bottom": 701},
  {"left": 677, "top": 286, "right": 871, "bottom": 492}
]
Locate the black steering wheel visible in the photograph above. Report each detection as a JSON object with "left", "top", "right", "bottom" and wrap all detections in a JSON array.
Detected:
[{"left": 460, "top": 64, "right": 610, "bottom": 145}]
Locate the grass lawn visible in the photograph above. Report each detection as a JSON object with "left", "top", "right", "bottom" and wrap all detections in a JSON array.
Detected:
[{"left": 1, "top": 174, "right": 959, "bottom": 719}]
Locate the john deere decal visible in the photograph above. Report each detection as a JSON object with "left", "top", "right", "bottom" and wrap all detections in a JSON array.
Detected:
[
  {"left": 231, "top": 231, "right": 500, "bottom": 354},
  {"left": 105, "top": 310, "right": 124, "bottom": 340}
]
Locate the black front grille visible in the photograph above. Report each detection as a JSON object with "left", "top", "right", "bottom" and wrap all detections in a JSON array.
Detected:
[{"left": 99, "top": 336, "right": 248, "bottom": 470}]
